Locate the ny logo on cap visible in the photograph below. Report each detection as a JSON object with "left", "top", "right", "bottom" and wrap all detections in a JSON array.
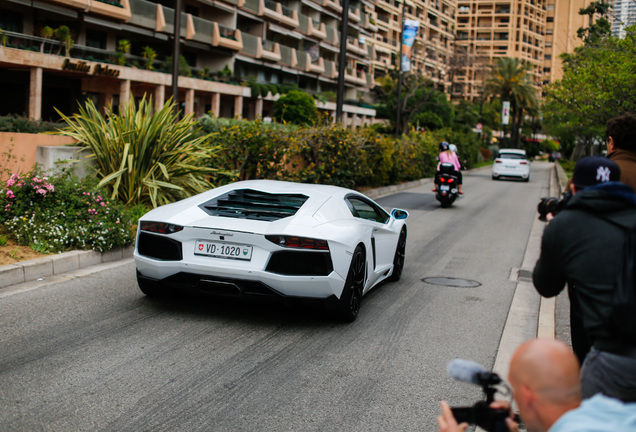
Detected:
[{"left": 597, "top": 166, "right": 611, "bottom": 183}]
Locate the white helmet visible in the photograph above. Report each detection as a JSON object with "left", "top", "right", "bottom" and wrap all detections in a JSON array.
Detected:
[{"left": 449, "top": 144, "right": 458, "bottom": 153}]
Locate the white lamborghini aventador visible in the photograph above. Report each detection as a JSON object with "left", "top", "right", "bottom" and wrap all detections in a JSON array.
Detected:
[{"left": 134, "top": 179, "right": 408, "bottom": 322}]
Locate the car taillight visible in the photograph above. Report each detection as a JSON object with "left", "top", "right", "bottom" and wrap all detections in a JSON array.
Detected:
[
  {"left": 520, "top": 161, "right": 528, "bottom": 165},
  {"left": 495, "top": 159, "right": 503, "bottom": 163},
  {"left": 266, "top": 235, "right": 329, "bottom": 250},
  {"left": 140, "top": 221, "right": 184, "bottom": 234}
]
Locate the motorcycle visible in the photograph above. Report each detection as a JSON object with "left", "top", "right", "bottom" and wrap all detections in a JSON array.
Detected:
[{"left": 434, "top": 162, "right": 459, "bottom": 208}]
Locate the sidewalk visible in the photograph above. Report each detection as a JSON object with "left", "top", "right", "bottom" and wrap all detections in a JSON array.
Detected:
[{"left": 0, "top": 245, "right": 134, "bottom": 289}]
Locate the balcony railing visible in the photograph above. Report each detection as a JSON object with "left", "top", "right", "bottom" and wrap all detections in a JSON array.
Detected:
[
  {"left": 213, "top": 23, "right": 243, "bottom": 50},
  {"left": 48, "top": 0, "right": 131, "bottom": 20},
  {"left": 260, "top": 0, "right": 299, "bottom": 27}
]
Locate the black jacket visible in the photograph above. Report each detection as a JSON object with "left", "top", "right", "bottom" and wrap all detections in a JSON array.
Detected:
[{"left": 533, "top": 182, "right": 636, "bottom": 352}]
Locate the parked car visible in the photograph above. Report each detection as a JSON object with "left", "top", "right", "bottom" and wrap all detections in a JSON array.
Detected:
[
  {"left": 492, "top": 149, "right": 530, "bottom": 182},
  {"left": 134, "top": 180, "right": 409, "bottom": 322}
]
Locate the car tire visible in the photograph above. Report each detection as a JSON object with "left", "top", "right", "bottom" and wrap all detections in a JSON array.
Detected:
[
  {"left": 388, "top": 228, "right": 407, "bottom": 282},
  {"left": 524, "top": 177, "right": 530, "bottom": 182},
  {"left": 336, "top": 246, "right": 365, "bottom": 323},
  {"left": 137, "top": 272, "right": 169, "bottom": 297}
]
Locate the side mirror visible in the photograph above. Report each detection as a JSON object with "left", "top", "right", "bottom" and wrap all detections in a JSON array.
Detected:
[{"left": 391, "top": 208, "right": 409, "bottom": 220}]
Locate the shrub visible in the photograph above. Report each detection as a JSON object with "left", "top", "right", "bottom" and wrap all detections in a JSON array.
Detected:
[
  {"left": 0, "top": 115, "right": 64, "bottom": 133},
  {"left": 56, "top": 96, "right": 222, "bottom": 208},
  {"left": 273, "top": 90, "right": 318, "bottom": 126},
  {"left": 0, "top": 166, "right": 135, "bottom": 252},
  {"left": 198, "top": 116, "right": 289, "bottom": 183}
]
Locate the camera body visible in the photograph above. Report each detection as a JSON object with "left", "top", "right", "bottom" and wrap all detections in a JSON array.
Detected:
[
  {"left": 451, "top": 402, "right": 511, "bottom": 432},
  {"left": 537, "top": 191, "right": 572, "bottom": 221}
]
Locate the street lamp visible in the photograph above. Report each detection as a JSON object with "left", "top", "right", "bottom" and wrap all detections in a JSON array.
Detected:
[
  {"left": 335, "top": 0, "right": 350, "bottom": 123},
  {"left": 395, "top": 0, "right": 405, "bottom": 137},
  {"left": 171, "top": 0, "right": 182, "bottom": 114}
]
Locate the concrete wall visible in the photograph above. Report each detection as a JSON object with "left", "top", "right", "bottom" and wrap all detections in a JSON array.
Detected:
[{"left": 0, "top": 132, "right": 78, "bottom": 177}]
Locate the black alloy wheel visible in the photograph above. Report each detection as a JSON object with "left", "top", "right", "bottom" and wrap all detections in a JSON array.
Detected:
[
  {"left": 388, "top": 227, "right": 407, "bottom": 282},
  {"left": 337, "top": 246, "right": 365, "bottom": 322}
]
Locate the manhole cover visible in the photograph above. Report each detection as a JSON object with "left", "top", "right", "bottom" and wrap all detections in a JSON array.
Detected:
[{"left": 422, "top": 277, "right": 482, "bottom": 288}]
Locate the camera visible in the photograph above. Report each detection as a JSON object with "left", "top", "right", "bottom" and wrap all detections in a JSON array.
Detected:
[
  {"left": 451, "top": 402, "right": 512, "bottom": 432},
  {"left": 537, "top": 191, "right": 572, "bottom": 222},
  {"left": 446, "top": 359, "right": 520, "bottom": 432}
]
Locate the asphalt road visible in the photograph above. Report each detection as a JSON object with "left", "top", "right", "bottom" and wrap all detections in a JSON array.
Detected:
[{"left": 0, "top": 162, "right": 552, "bottom": 432}]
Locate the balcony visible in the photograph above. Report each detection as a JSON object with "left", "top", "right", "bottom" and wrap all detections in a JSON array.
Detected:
[
  {"left": 308, "top": 19, "right": 327, "bottom": 39},
  {"left": 212, "top": 23, "right": 243, "bottom": 51},
  {"left": 325, "top": 26, "right": 339, "bottom": 47},
  {"left": 48, "top": 0, "right": 131, "bottom": 20},
  {"left": 279, "top": 45, "right": 298, "bottom": 68},
  {"left": 349, "top": 6, "right": 361, "bottom": 23},
  {"left": 323, "top": 60, "right": 338, "bottom": 79},
  {"left": 260, "top": 0, "right": 299, "bottom": 28},
  {"left": 322, "top": 0, "right": 342, "bottom": 14},
  {"left": 298, "top": 52, "right": 325, "bottom": 73},
  {"left": 364, "top": 14, "right": 378, "bottom": 33},
  {"left": 258, "top": 38, "right": 282, "bottom": 62},
  {"left": 346, "top": 37, "right": 368, "bottom": 57},
  {"left": 89, "top": 0, "right": 131, "bottom": 21},
  {"left": 345, "top": 68, "right": 367, "bottom": 86},
  {"left": 129, "top": 0, "right": 166, "bottom": 32}
]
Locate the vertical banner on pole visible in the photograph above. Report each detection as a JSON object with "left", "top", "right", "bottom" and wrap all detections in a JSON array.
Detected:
[
  {"left": 401, "top": 19, "right": 419, "bottom": 73},
  {"left": 502, "top": 101, "right": 510, "bottom": 126}
]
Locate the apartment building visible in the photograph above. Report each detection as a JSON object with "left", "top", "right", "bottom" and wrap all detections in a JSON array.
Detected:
[
  {"left": 452, "top": 0, "right": 546, "bottom": 100},
  {"left": 612, "top": 0, "right": 636, "bottom": 38},
  {"left": 0, "top": 0, "right": 377, "bottom": 126},
  {"left": 543, "top": 0, "right": 595, "bottom": 82},
  {"left": 371, "top": 0, "right": 456, "bottom": 93}
]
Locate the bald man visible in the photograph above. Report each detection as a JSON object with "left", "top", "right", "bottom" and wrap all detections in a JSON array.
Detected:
[{"left": 438, "top": 339, "right": 636, "bottom": 432}]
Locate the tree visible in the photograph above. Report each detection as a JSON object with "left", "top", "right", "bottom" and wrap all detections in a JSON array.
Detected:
[
  {"left": 542, "top": 24, "right": 636, "bottom": 156},
  {"left": 484, "top": 57, "right": 538, "bottom": 148},
  {"left": 577, "top": 1, "right": 611, "bottom": 44},
  {"left": 273, "top": 90, "right": 318, "bottom": 126},
  {"left": 376, "top": 72, "right": 453, "bottom": 133}
]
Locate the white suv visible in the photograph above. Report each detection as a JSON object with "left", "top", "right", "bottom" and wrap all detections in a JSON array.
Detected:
[{"left": 492, "top": 149, "right": 530, "bottom": 182}]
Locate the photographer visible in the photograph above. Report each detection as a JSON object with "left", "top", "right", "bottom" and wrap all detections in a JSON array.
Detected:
[
  {"left": 533, "top": 157, "right": 636, "bottom": 402},
  {"left": 437, "top": 339, "right": 636, "bottom": 432},
  {"left": 606, "top": 113, "right": 636, "bottom": 191}
]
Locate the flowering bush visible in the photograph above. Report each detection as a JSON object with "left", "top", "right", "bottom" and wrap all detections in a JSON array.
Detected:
[{"left": 0, "top": 166, "right": 137, "bottom": 253}]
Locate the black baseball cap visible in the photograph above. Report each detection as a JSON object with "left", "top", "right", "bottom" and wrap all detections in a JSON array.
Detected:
[{"left": 571, "top": 156, "right": 621, "bottom": 188}]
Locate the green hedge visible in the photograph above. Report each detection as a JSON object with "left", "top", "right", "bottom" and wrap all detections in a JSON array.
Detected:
[{"left": 198, "top": 117, "right": 484, "bottom": 190}]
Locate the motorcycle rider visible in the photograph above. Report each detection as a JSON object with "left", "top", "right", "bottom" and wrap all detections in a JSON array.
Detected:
[{"left": 433, "top": 141, "right": 463, "bottom": 194}]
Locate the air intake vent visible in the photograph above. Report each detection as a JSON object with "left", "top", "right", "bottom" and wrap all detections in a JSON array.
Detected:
[{"left": 199, "top": 189, "right": 308, "bottom": 221}]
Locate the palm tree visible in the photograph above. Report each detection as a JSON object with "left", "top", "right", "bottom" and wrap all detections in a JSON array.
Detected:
[{"left": 484, "top": 57, "right": 538, "bottom": 148}]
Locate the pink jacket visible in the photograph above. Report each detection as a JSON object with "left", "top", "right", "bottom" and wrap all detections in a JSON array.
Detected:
[{"left": 437, "top": 150, "right": 461, "bottom": 171}]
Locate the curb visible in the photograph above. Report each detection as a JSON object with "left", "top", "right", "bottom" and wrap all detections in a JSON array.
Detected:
[{"left": 0, "top": 245, "right": 135, "bottom": 289}]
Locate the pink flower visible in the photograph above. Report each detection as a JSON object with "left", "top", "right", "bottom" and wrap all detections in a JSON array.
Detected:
[
  {"left": 6, "top": 190, "right": 14, "bottom": 199},
  {"left": 36, "top": 188, "right": 47, "bottom": 195}
]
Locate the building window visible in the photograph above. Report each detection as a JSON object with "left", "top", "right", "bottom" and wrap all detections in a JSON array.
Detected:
[
  {"left": 546, "top": 17, "right": 554, "bottom": 23},
  {"left": 545, "top": 55, "right": 552, "bottom": 60},
  {"left": 0, "top": 9, "right": 23, "bottom": 32}
]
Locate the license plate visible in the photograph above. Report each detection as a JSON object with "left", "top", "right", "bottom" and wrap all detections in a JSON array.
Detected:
[
  {"left": 440, "top": 185, "right": 450, "bottom": 191},
  {"left": 195, "top": 240, "right": 253, "bottom": 260},
  {"left": 505, "top": 165, "right": 516, "bottom": 169}
]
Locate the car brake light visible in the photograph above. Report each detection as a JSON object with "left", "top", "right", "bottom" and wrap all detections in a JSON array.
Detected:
[
  {"left": 140, "top": 221, "right": 184, "bottom": 234},
  {"left": 495, "top": 160, "right": 503, "bottom": 163},
  {"left": 520, "top": 161, "right": 528, "bottom": 165},
  {"left": 266, "top": 235, "right": 329, "bottom": 250}
]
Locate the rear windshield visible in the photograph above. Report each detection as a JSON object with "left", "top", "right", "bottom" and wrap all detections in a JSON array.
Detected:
[
  {"left": 499, "top": 153, "right": 526, "bottom": 160},
  {"left": 199, "top": 189, "right": 308, "bottom": 221}
]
